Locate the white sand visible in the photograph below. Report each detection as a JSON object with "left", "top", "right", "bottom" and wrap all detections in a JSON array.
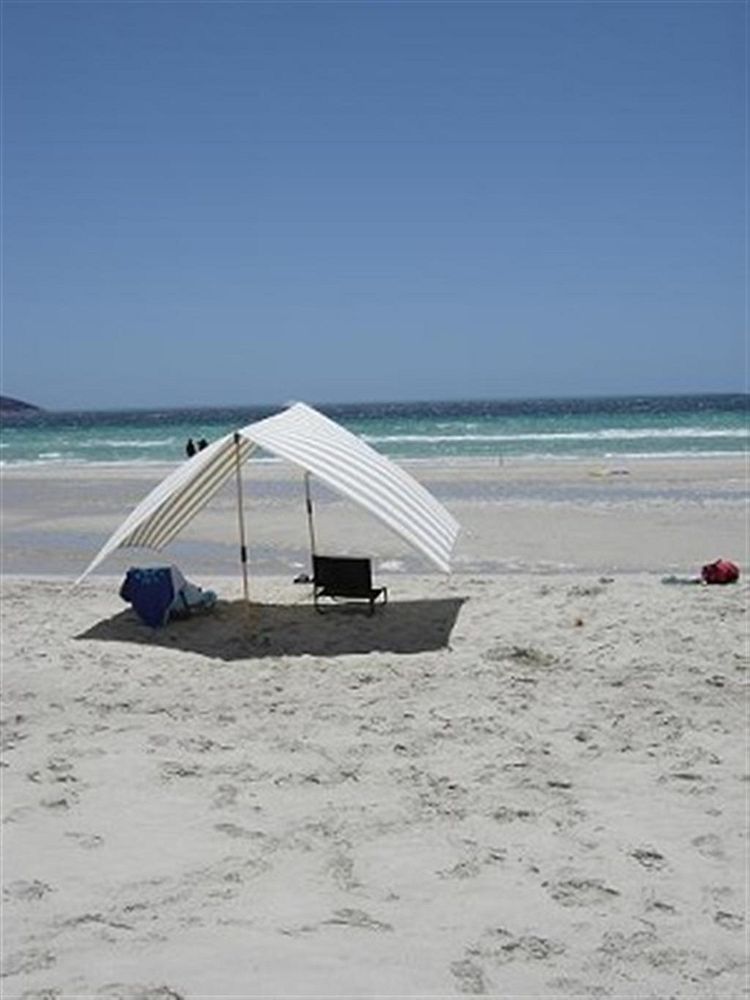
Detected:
[{"left": 1, "top": 457, "right": 747, "bottom": 997}]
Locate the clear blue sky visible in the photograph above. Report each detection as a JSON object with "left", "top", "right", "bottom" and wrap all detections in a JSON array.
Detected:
[{"left": 2, "top": 1, "right": 746, "bottom": 410}]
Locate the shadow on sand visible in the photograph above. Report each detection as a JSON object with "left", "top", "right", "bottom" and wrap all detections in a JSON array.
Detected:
[{"left": 76, "top": 597, "right": 467, "bottom": 660}]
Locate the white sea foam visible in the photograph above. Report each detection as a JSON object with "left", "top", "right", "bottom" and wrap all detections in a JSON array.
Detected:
[
  {"left": 365, "top": 427, "right": 748, "bottom": 444},
  {"left": 79, "top": 438, "right": 177, "bottom": 449},
  {"left": 399, "top": 450, "right": 745, "bottom": 465},
  {"left": 0, "top": 455, "right": 285, "bottom": 469}
]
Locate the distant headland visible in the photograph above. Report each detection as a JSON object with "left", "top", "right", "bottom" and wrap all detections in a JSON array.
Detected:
[{"left": 0, "top": 395, "right": 42, "bottom": 415}]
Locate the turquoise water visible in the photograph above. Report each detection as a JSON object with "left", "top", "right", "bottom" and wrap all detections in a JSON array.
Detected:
[{"left": 1, "top": 395, "right": 747, "bottom": 466}]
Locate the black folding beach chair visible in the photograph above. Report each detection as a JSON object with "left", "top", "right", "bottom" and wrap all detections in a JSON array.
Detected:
[{"left": 312, "top": 555, "right": 388, "bottom": 615}]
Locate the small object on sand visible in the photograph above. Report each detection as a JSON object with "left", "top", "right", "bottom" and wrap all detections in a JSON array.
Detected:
[
  {"left": 662, "top": 559, "right": 741, "bottom": 586},
  {"left": 588, "top": 468, "right": 631, "bottom": 478},
  {"left": 293, "top": 572, "right": 311, "bottom": 584},
  {"left": 574, "top": 617, "right": 584, "bottom": 627},
  {"left": 119, "top": 566, "right": 216, "bottom": 627},
  {"left": 701, "top": 559, "right": 740, "bottom": 585}
]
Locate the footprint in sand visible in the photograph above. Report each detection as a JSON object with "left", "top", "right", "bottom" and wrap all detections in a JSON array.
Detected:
[
  {"left": 178, "top": 736, "right": 225, "bottom": 754},
  {"left": 595, "top": 927, "right": 669, "bottom": 976},
  {"left": 1, "top": 946, "right": 56, "bottom": 978},
  {"left": 211, "top": 784, "right": 238, "bottom": 809},
  {"left": 450, "top": 958, "right": 488, "bottom": 994},
  {"left": 322, "top": 908, "right": 393, "bottom": 932},
  {"left": 714, "top": 910, "right": 744, "bottom": 931},
  {"left": 646, "top": 898, "right": 677, "bottom": 915},
  {"left": 326, "top": 849, "right": 360, "bottom": 891},
  {"left": 3, "top": 879, "right": 53, "bottom": 901},
  {"left": 28, "top": 758, "right": 78, "bottom": 788},
  {"left": 438, "top": 844, "right": 506, "bottom": 880},
  {"left": 46, "top": 757, "right": 76, "bottom": 778},
  {"left": 65, "top": 831, "right": 104, "bottom": 849},
  {"left": 661, "top": 770, "right": 716, "bottom": 795},
  {"left": 630, "top": 846, "right": 667, "bottom": 870},
  {"left": 94, "top": 987, "right": 185, "bottom": 1000},
  {"left": 61, "top": 912, "right": 134, "bottom": 932},
  {"left": 469, "top": 926, "right": 566, "bottom": 964},
  {"left": 546, "top": 975, "right": 608, "bottom": 997},
  {"left": 692, "top": 833, "right": 725, "bottom": 860},
  {"left": 40, "top": 794, "right": 77, "bottom": 811},
  {"left": 0, "top": 714, "right": 28, "bottom": 752},
  {"left": 493, "top": 805, "right": 535, "bottom": 823},
  {"left": 159, "top": 761, "right": 201, "bottom": 781},
  {"left": 214, "top": 822, "right": 265, "bottom": 842},
  {"left": 544, "top": 876, "right": 620, "bottom": 907}
]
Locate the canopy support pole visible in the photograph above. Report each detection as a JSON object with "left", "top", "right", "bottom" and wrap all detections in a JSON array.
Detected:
[
  {"left": 233, "top": 432, "right": 249, "bottom": 602},
  {"left": 304, "top": 472, "right": 317, "bottom": 570}
]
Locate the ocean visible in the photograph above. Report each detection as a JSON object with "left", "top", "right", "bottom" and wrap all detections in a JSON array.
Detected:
[{"left": 0, "top": 394, "right": 747, "bottom": 467}]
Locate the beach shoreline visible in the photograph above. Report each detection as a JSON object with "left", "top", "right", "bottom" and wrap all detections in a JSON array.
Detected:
[{"left": 1, "top": 454, "right": 746, "bottom": 580}]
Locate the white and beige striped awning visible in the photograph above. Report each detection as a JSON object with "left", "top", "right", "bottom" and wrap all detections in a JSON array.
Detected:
[{"left": 77, "top": 402, "right": 460, "bottom": 583}]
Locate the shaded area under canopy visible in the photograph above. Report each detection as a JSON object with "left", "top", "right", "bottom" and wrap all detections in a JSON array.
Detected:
[{"left": 76, "top": 596, "right": 466, "bottom": 660}]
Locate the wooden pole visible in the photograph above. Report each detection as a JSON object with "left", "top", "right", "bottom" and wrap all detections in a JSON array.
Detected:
[
  {"left": 304, "top": 472, "right": 317, "bottom": 569},
  {"left": 233, "top": 432, "right": 249, "bottom": 602}
]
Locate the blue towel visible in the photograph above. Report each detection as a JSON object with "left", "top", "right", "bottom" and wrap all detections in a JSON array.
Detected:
[{"left": 120, "top": 567, "right": 175, "bottom": 628}]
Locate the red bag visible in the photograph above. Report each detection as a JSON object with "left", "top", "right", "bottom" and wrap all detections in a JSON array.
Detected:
[{"left": 701, "top": 559, "right": 740, "bottom": 585}]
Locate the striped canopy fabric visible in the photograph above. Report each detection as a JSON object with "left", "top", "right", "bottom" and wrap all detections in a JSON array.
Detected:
[
  {"left": 77, "top": 402, "right": 459, "bottom": 582},
  {"left": 76, "top": 432, "right": 256, "bottom": 583},
  {"left": 241, "top": 403, "right": 459, "bottom": 573}
]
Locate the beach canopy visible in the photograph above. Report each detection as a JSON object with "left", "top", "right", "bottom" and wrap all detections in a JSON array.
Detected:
[{"left": 77, "top": 402, "right": 460, "bottom": 586}]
